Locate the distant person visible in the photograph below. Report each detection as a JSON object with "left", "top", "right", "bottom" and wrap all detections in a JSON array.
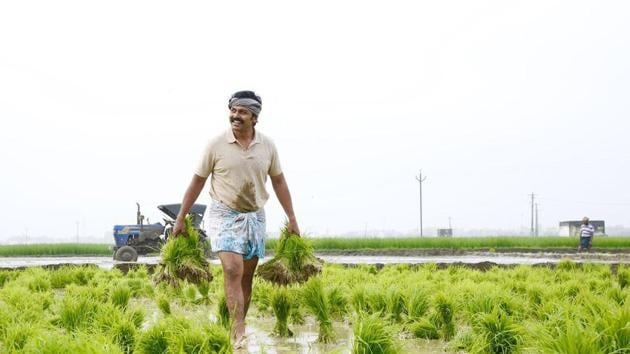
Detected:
[
  {"left": 171, "top": 90, "right": 300, "bottom": 348},
  {"left": 578, "top": 216, "right": 594, "bottom": 252}
]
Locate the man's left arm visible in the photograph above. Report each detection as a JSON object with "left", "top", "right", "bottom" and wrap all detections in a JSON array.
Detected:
[{"left": 270, "top": 173, "right": 300, "bottom": 235}]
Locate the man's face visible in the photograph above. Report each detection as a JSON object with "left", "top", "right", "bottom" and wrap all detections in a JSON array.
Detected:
[{"left": 229, "top": 105, "right": 257, "bottom": 131}]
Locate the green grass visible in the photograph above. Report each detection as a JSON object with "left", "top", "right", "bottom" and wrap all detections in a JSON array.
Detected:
[
  {"left": 266, "top": 236, "right": 630, "bottom": 251},
  {"left": 0, "top": 243, "right": 112, "bottom": 256},
  {"left": 2, "top": 236, "right": 628, "bottom": 257}
]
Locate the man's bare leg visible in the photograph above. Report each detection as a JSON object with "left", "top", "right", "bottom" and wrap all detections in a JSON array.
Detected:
[
  {"left": 242, "top": 257, "right": 259, "bottom": 318},
  {"left": 218, "top": 252, "right": 246, "bottom": 341}
]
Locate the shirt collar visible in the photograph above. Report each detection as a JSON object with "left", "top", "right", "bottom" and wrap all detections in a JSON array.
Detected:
[{"left": 225, "top": 129, "right": 261, "bottom": 145}]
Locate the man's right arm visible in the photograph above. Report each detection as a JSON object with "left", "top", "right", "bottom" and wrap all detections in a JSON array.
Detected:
[{"left": 172, "top": 174, "right": 208, "bottom": 236}]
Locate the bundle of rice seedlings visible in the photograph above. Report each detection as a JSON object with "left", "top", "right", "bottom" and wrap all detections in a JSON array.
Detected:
[
  {"left": 352, "top": 313, "right": 400, "bottom": 354},
  {"left": 136, "top": 321, "right": 170, "bottom": 354},
  {"left": 111, "top": 319, "right": 137, "bottom": 354},
  {"left": 157, "top": 295, "right": 171, "bottom": 315},
  {"left": 406, "top": 290, "right": 430, "bottom": 321},
  {"left": 110, "top": 283, "right": 132, "bottom": 309},
  {"left": 469, "top": 309, "right": 522, "bottom": 354},
  {"left": 271, "top": 286, "right": 293, "bottom": 337},
  {"left": 154, "top": 215, "right": 213, "bottom": 287},
  {"left": 196, "top": 281, "right": 212, "bottom": 305},
  {"left": 386, "top": 288, "right": 407, "bottom": 322},
  {"left": 410, "top": 318, "right": 440, "bottom": 340},
  {"left": 327, "top": 286, "right": 349, "bottom": 320},
  {"left": 302, "top": 277, "right": 334, "bottom": 343},
  {"left": 257, "top": 225, "right": 323, "bottom": 285},
  {"left": 433, "top": 293, "right": 456, "bottom": 340}
]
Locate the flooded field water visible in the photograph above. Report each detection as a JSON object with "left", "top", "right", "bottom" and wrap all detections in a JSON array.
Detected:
[{"left": 1, "top": 251, "right": 629, "bottom": 269}]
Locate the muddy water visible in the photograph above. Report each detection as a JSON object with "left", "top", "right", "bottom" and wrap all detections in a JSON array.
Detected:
[{"left": 1, "top": 251, "right": 629, "bottom": 269}]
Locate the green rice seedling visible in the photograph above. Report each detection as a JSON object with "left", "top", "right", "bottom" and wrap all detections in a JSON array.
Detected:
[
  {"left": 0, "top": 285, "right": 50, "bottom": 323},
  {"left": 302, "top": 277, "right": 334, "bottom": 343},
  {"left": 536, "top": 316, "right": 602, "bottom": 354},
  {"left": 351, "top": 286, "right": 369, "bottom": 314},
  {"left": 23, "top": 331, "right": 123, "bottom": 354},
  {"left": 93, "top": 302, "right": 125, "bottom": 333},
  {"left": 126, "top": 306, "right": 146, "bottom": 329},
  {"left": 386, "top": 288, "right": 407, "bottom": 322},
  {"left": 201, "top": 321, "right": 232, "bottom": 353},
  {"left": 58, "top": 294, "right": 99, "bottom": 331},
  {"left": 406, "top": 290, "right": 430, "bottom": 321},
  {"left": 155, "top": 215, "right": 213, "bottom": 287},
  {"left": 127, "top": 264, "right": 150, "bottom": 279},
  {"left": 327, "top": 286, "right": 349, "bottom": 320},
  {"left": 136, "top": 321, "right": 170, "bottom": 354},
  {"left": 351, "top": 285, "right": 387, "bottom": 315},
  {"left": 0, "top": 270, "right": 14, "bottom": 288},
  {"left": 289, "top": 305, "right": 306, "bottom": 325},
  {"left": 27, "top": 275, "right": 51, "bottom": 292},
  {"left": 561, "top": 280, "right": 585, "bottom": 300},
  {"left": 594, "top": 306, "right": 630, "bottom": 354},
  {"left": 217, "top": 294, "right": 230, "bottom": 329},
  {"left": 126, "top": 277, "right": 151, "bottom": 297},
  {"left": 352, "top": 313, "right": 400, "bottom": 354},
  {"left": 410, "top": 318, "right": 440, "bottom": 340},
  {"left": 525, "top": 284, "right": 546, "bottom": 308},
  {"left": 271, "top": 286, "right": 293, "bottom": 337},
  {"left": 607, "top": 286, "right": 626, "bottom": 306},
  {"left": 618, "top": 267, "right": 629, "bottom": 289},
  {"left": 49, "top": 268, "right": 75, "bottom": 289},
  {"left": 433, "top": 293, "right": 455, "bottom": 340},
  {"left": 557, "top": 258, "right": 577, "bottom": 271},
  {"left": 449, "top": 328, "right": 476, "bottom": 352},
  {"left": 184, "top": 283, "right": 199, "bottom": 304},
  {"left": 110, "top": 283, "right": 132, "bottom": 309},
  {"left": 111, "top": 319, "right": 137, "bottom": 354},
  {"left": 251, "top": 279, "right": 273, "bottom": 313},
  {"left": 176, "top": 327, "right": 207, "bottom": 354},
  {"left": 2, "top": 322, "right": 41, "bottom": 352},
  {"left": 257, "top": 225, "right": 323, "bottom": 285},
  {"left": 65, "top": 281, "right": 107, "bottom": 302},
  {"left": 469, "top": 309, "right": 521, "bottom": 354},
  {"left": 196, "top": 281, "right": 212, "bottom": 305},
  {"left": 157, "top": 295, "right": 171, "bottom": 315}
]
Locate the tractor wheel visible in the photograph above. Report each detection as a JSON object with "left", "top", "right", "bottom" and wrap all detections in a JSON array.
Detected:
[{"left": 114, "top": 246, "right": 138, "bottom": 262}]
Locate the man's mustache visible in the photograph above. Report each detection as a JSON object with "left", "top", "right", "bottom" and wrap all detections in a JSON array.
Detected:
[{"left": 230, "top": 117, "right": 244, "bottom": 124}]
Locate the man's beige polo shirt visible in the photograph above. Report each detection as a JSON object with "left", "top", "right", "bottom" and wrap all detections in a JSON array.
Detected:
[{"left": 195, "top": 129, "right": 282, "bottom": 212}]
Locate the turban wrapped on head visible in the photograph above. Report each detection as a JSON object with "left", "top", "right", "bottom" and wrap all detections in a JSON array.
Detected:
[{"left": 228, "top": 90, "right": 262, "bottom": 116}]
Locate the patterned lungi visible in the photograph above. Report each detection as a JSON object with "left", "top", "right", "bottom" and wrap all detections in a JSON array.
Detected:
[{"left": 206, "top": 200, "right": 266, "bottom": 260}]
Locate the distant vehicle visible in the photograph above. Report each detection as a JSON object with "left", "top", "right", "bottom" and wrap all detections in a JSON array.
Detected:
[{"left": 112, "top": 203, "right": 209, "bottom": 261}]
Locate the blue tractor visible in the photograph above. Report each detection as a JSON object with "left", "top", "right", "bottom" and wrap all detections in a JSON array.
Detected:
[{"left": 112, "top": 203, "right": 208, "bottom": 261}]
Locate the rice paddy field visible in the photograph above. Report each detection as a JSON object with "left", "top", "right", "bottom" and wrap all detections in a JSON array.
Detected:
[
  {"left": 1, "top": 261, "right": 629, "bottom": 353},
  {"left": 2, "top": 236, "right": 630, "bottom": 257}
]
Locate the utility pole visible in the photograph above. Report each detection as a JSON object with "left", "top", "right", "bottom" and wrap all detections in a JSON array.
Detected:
[
  {"left": 415, "top": 170, "right": 427, "bottom": 237},
  {"left": 535, "top": 203, "right": 539, "bottom": 237},
  {"left": 76, "top": 221, "right": 80, "bottom": 242},
  {"left": 529, "top": 193, "right": 536, "bottom": 236}
]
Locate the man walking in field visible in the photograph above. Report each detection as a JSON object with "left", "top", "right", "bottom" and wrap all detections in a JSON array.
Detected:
[
  {"left": 172, "top": 90, "right": 300, "bottom": 348},
  {"left": 578, "top": 216, "right": 594, "bottom": 252}
]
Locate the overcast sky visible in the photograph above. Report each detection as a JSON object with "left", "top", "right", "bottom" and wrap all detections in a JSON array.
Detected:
[{"left": 1, "top": 1, "right": 629, "bottom": 242}]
